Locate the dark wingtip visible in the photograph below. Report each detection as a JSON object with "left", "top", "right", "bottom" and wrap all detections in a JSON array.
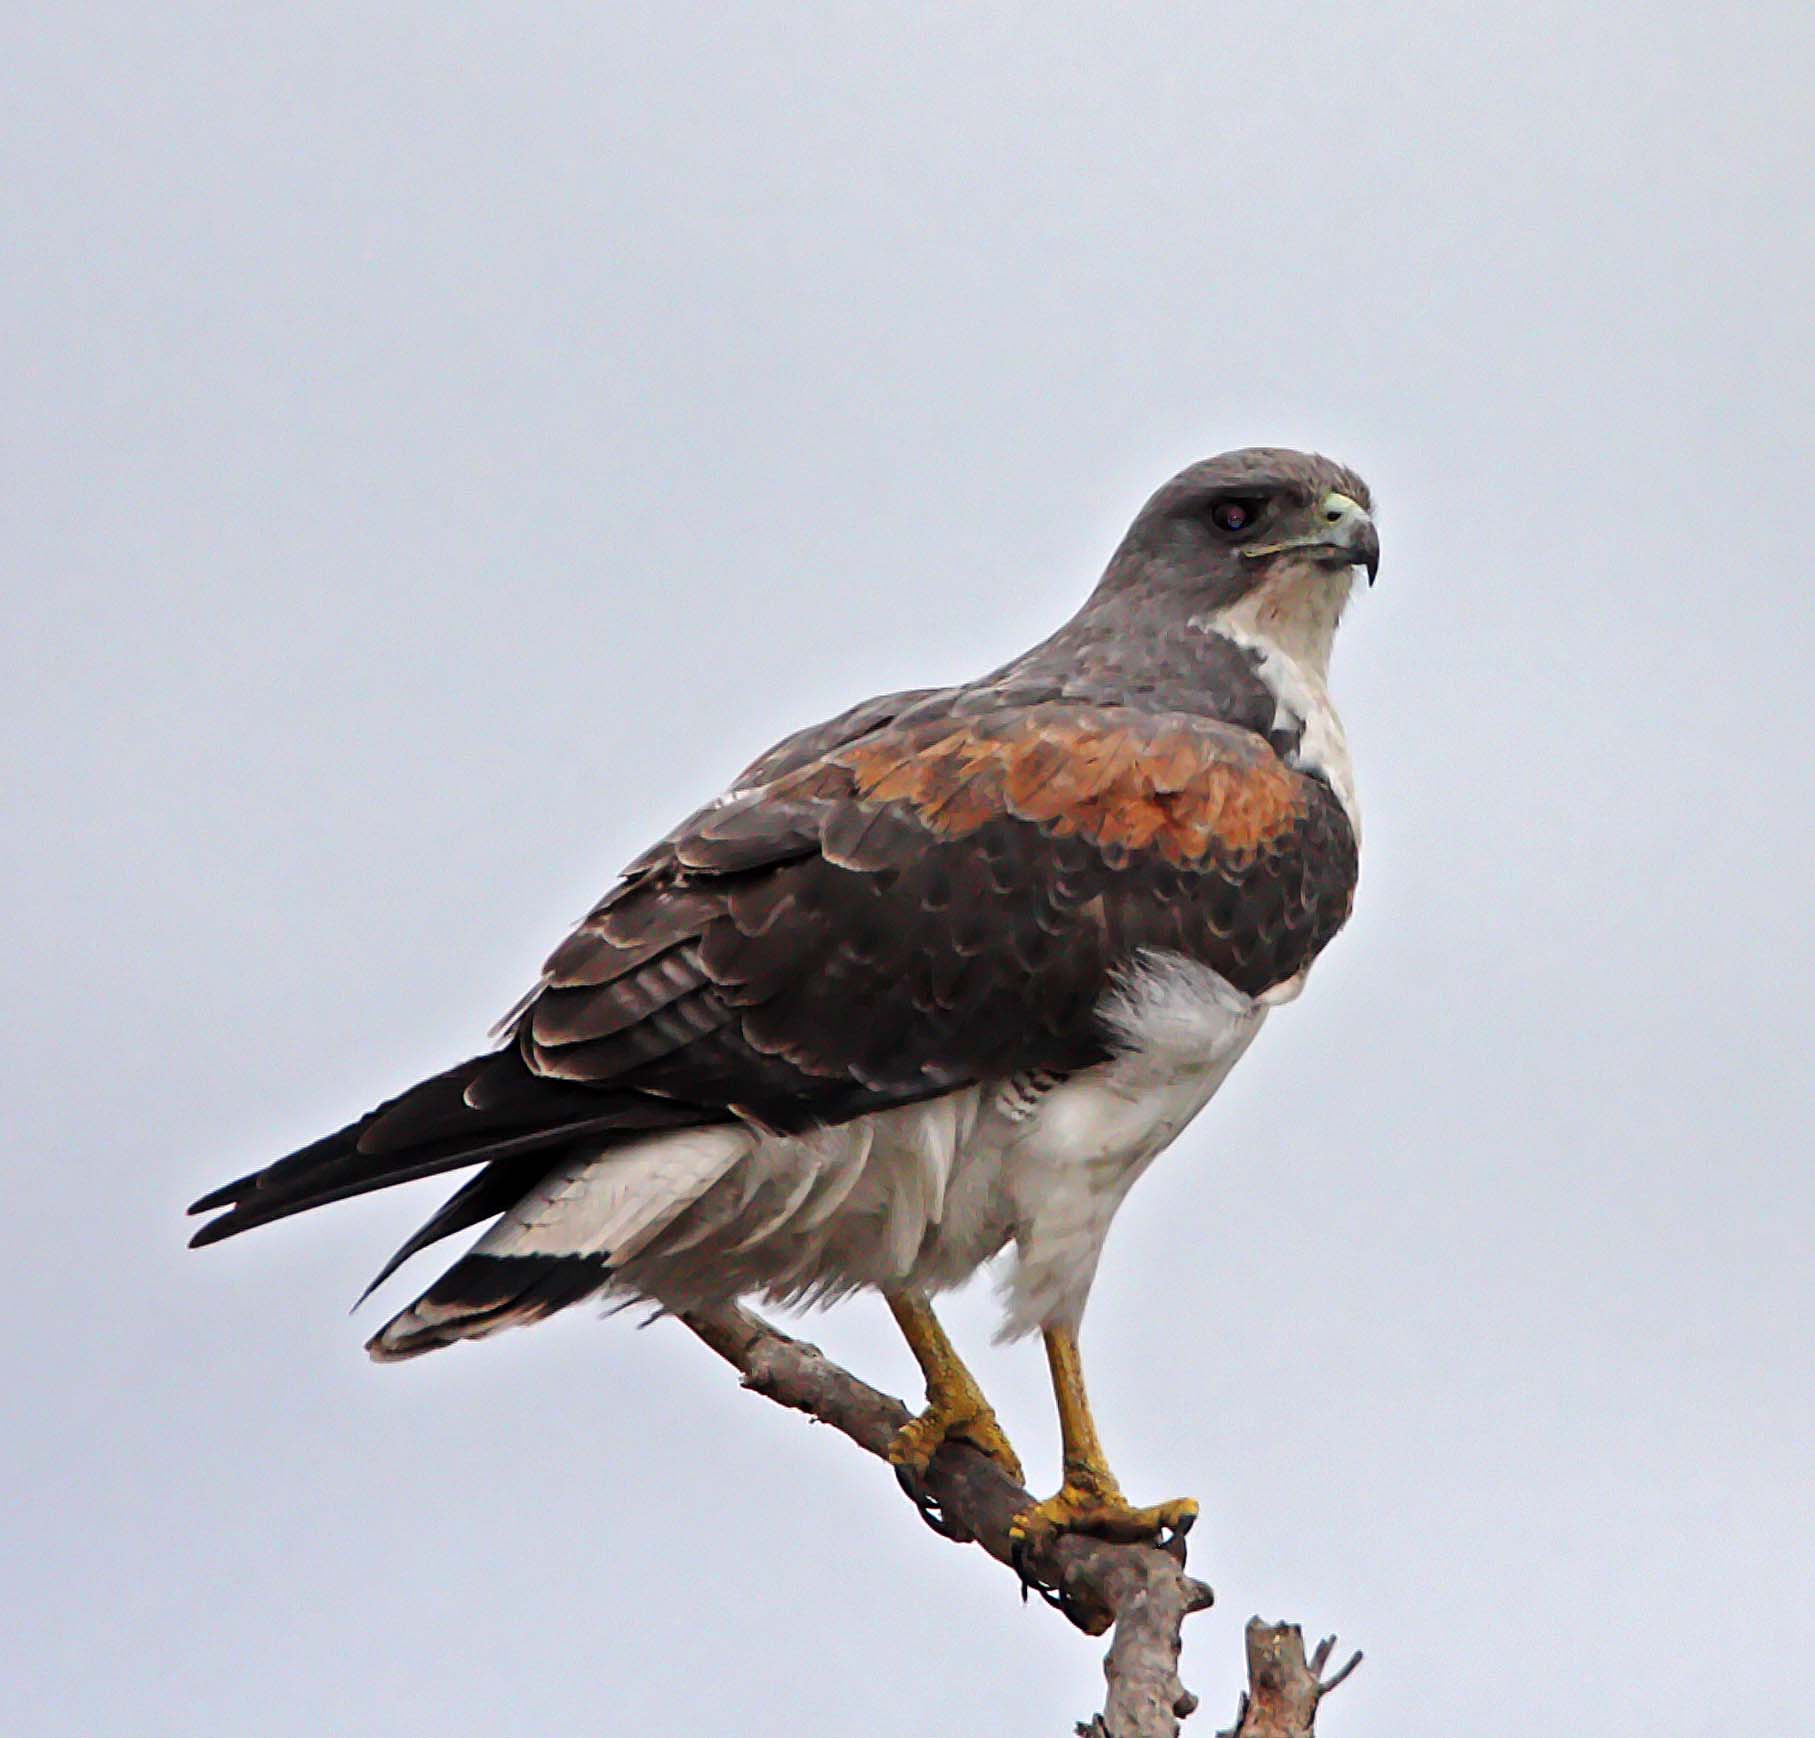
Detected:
[
  {"left": 350, "top": 1269, "right": 391, "bottom": 1313},
  {"left": 188, "top": 1174, "right": 254, "bottom": 1215}
]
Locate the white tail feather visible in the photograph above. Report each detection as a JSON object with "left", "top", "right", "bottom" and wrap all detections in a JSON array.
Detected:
[{"left": 475, "top": 1127, "right": 752, "bottom": 1264}]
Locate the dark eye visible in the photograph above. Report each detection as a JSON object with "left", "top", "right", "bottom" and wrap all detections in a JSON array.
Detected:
[{"left": 1208, "top": 495, "right": 1266, "bottom": 536}]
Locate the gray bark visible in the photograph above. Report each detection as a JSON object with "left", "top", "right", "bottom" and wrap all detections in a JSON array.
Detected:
[
  {"left": 1215, "top": 1621, "right": 1363, "bottom": 1738},
  {"left": 679, "top": 1303, "right": 1358, "bottom": 1737}
]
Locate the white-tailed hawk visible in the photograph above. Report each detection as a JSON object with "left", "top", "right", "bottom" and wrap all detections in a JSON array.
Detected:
[{"left": 191, "top": 447, "right": 1378, "bottom": 1549}]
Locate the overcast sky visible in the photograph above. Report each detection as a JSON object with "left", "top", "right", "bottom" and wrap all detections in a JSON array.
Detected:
[{"left": 6, "top": 5, "right": 1813, "bottom": 1735}]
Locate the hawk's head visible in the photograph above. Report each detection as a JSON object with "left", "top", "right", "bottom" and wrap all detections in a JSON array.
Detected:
[{"left": 1101, "top": 447, "right": 1379, "bottom": 616}]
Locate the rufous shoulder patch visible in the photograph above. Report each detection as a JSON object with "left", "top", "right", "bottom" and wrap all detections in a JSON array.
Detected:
[{"left": 839, "top": 712, "right": 1302, "bottom": 864}]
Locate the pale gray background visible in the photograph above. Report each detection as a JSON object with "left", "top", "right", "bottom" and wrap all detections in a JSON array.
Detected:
[{"left": 5, "top": 5, "right": 1811, "bottom": 1734}]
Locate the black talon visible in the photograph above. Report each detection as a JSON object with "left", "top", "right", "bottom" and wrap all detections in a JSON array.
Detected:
[
  {"left": 1009, "top": 1534, "right": 1039, "bottom": 1604},
  {"left": 1158, "top": 1508, "right": 1196, "bottom": 1564},
  {"left": 1050, "top": 1580, "right": 1085, "bottom": 1624},
  {"left": 895, "top": 1462, "right": 963, "bottom": 1539},
  {"left": 1008, "top": 1533, "right": 1067, "bottom": 1611}
]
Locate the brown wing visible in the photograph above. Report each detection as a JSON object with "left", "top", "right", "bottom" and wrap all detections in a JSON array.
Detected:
[
  {"left": 189, "top": 697, "right": 1355, "bottom": 1253},
  {"left": 519, "top": 699, "right": 1356, "bottom": 1126}
]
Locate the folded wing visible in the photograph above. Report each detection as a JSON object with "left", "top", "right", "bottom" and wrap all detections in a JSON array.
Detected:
[{"left": 189, "top": 694, "right": 1356, "bottom": 1292}]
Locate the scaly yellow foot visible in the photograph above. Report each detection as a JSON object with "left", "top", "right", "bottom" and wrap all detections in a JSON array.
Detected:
[
  {"left": 888, "top": 1389, "right": 1025, "bottom": 1484},
  {"left": 885, "top": 1292, "right": 1025, "bottom": 1487},
  {"left": 1010, "top": 1324, "right": 1198, "bottom": 1555},
  {"left": 1008, "top": 1461, "right": 1198, "bottom": 1549}
]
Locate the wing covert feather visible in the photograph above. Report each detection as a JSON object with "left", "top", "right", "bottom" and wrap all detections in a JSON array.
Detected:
[{"left": 518, "top": 701, "right": 1355, "bottom": 1130}]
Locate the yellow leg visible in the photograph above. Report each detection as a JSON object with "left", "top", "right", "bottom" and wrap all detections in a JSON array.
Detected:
[
  {"left": 1008, "top": 1326, "right": 1198, "bottom": 1548},
  {"left": 886, "top": 1293, "right": 1024, "bottom": 1484}
]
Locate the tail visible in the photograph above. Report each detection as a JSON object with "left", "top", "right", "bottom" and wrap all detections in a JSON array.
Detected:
[
  {"left": 188, "top": 1047, "right": 735, "bottom": 1357},
  {"left": 363, "top": 1125, "right": 749, "bottom": 1360}
]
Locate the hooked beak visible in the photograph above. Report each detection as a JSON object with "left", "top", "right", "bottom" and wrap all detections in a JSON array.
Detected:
[
  {"left": 1240, "top": 490, "right": 1380, "bottom": 584},
  {"left": 1317, "top": 492, "right": 1379, "bottom": 585}
]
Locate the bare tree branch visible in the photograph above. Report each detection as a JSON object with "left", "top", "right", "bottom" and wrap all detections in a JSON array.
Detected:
[
  {"left": 679, "top": 1301, "right": 1238, "bottom": 1737},
  {"left": 1216, "top": 1620, "right": 1363, "bottom": 1738}
]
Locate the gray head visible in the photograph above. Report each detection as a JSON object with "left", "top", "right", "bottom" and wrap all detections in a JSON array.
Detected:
[{"left": 1095, "top": 447, "right": 1379, "bottom": 611}]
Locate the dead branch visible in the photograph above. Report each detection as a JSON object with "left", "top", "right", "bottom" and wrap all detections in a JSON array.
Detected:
[
  {"left": 680, "top": 1302, "right": 1355, "bottom": 1738},
  {"left": 1216, "top": 1621, "right": 1362, "bottom": 1738}
]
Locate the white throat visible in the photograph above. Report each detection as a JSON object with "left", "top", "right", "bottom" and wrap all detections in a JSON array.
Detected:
[
  {"left": 1195, "top": 559, "right": 1361, "bottom": 839},
  {"left": 1212, "top": 558, "right": 1354, "bottom": 682}
]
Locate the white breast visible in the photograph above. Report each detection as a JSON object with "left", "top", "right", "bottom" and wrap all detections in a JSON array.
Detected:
[
  {"left": 992, "top": 953, "right": 1268, "bottom": 1337},
  {"left": 1198, "top": 559, "right": 1362, "bottom": 841}
]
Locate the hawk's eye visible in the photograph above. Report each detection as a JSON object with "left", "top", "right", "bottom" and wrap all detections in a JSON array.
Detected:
[{"left": 1208, "top": 496, "right": 1265, "bottom": 537}]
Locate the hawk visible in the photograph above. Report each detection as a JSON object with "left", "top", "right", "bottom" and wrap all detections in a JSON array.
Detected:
[{"left": 191, "top": 447, "right": 1377, "bottom": 1551}]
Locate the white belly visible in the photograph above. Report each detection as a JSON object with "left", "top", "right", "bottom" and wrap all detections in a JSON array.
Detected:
[
  {"left": 990, "top": 953, "right": 1267, "bottom": 1335},
  {"left": 511, "top": 953, "right": 1265, "bottom": 1337}
]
